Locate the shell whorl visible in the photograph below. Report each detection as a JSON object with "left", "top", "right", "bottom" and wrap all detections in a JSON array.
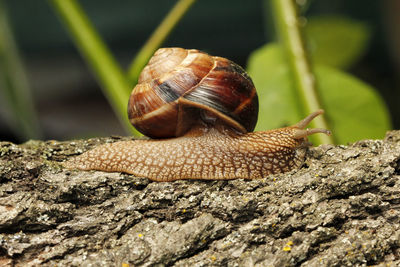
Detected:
[
  {"left": 138, "top": 48, "right": 190, "bottom": 83},
  {"left": 128, "top": 48, "right": 258, "bottom": 138}
]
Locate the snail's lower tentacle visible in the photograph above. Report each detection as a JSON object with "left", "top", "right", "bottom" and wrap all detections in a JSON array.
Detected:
[{"left": 291, "top": 128, "right": 331, "bottom": 140}]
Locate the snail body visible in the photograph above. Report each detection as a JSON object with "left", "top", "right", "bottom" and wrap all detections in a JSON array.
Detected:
[{"left": 64, "top": 48, "right": 330, "bottom": 181}]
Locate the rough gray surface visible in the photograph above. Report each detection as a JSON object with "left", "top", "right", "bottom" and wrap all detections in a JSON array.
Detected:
[{"left": 0, "top": 132, "right": 399, "bottom": 266}]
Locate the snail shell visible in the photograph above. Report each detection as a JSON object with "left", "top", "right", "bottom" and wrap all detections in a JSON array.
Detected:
[{"left": 128, "top": 47, "right": 258, "bottom": 138}]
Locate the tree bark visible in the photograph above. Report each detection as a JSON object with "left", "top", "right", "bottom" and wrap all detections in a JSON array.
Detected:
[{"left": 0, "top": 132, "right": 399, "bottom": 266}]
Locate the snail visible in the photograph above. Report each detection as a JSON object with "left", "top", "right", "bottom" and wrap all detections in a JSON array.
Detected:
[{"left": 64, "top": 47, "right": 331, "bottom": 182}]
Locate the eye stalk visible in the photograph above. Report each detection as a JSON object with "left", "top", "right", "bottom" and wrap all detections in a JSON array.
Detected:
[{"left": 291, "top": 110, "right": 331, "bottom": 139}]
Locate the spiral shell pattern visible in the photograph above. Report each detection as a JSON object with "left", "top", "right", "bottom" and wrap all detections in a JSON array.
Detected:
[{"left": 128, "top": 48, "right": 259, "bottom": 138}]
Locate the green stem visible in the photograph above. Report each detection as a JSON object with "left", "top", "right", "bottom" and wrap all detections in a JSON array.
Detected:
[
  {"left": 127, "top": 0, "right": 197, "bottom": 85},
  {"left": 271, "top": 0, "right": 333, "bottom": 144},
  {"left": 48, "top": 0, "right": 140, "bottom": 136},
  {"left": 0, "top": 0, "right": 42, "bottom": 141}
]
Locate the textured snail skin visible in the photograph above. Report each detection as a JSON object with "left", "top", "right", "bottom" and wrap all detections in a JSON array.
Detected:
[{"left": 63, "top": 110, "right": 330, "bottom": 182}]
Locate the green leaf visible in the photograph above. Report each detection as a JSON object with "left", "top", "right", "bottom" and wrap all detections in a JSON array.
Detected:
[
  {"left": 305, "top": 16, "right": 371, "bottom": 69},
  {"left": 247, "top": 43, "right": 391, "bottom": 144},
  {"left": 316, "top": 65, "right": 391, "bottom": 143}
]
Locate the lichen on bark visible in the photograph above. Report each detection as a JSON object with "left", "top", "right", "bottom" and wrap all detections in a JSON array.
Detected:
[{"left": 0, "top": 132, "right": 399, "bottom": 266}]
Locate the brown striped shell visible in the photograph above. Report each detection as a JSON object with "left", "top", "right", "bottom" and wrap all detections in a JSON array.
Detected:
[{"left": 128, "top": 48, "right": 259, "bottom": 138}]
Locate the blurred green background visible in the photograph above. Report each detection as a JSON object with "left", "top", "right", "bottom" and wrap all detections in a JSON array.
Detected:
[{"left": 0, "top": 0, "right": 399, "bottom": 143}]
